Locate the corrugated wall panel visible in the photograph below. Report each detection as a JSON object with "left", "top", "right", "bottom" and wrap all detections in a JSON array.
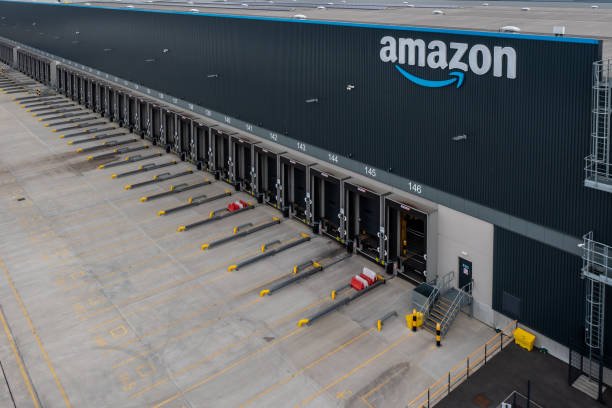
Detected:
[
  {"left": 0, "top": 3, "right": 609, "bottom": 244},
  {"left": 493, "top": 227, "right": 611, "bottom": 364}
]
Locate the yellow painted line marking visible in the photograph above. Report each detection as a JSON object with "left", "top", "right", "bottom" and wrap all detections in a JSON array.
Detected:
[
  {"left": 129, "top": 296, "right": 328, "bottom": 399},
  {"left": 114, "top": 268, "right": 301, "bottom": 368},
  {"left": 0, "top": 257, "right": 73, "bottom": 408},
  {"left": 359, "top": 362, "right": 410, "bottom": 408},
  {"left": 240, "top": 328, "right": 375, "bottom": 407},
  {"left": 153, "top": 327, "right": 304, "bottom": 408},
  {"left": 296, "top": 334, "right": 412, "bottom": 407},
  {"left": 81, "top": 248, "right": 258, "bottom": 322},
  {"left": 0, "top": 307, "right": 40, "bottom": 408},
  {"left": 360, "top": 396, "right": 376, "bottom": 408}
]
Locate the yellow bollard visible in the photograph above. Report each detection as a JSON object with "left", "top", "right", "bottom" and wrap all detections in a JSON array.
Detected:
[
  {"left": 412, "top": 309, "right": 417, "bottom": 332},
  {"left": 436, "top": 323, "right": 441, "bottom": 347}
]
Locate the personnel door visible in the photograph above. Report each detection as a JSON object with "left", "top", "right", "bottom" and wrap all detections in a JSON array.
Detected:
[{"left": 458, "top": 258, "right": 472, "bottom": 291}]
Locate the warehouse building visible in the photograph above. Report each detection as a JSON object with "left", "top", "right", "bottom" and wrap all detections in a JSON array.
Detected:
[{"left": 0, "top": 0, "right": 611, "bottom": 404}]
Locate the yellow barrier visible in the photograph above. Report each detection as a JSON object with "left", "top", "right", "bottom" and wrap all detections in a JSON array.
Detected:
[{"left": 513, "top": 327, "right": 535, "bottom": 351}]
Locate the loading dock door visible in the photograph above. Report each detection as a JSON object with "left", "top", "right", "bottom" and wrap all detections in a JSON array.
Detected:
[
  {"left": 386, "top": 198, "right": 428, "bottom": 283},
  {"left": 108, "top": 88, "right": 116, "bottom": 121},
  {"left": 138, "top": 100, "right": 149, "bottom": 138},
  {"left": 281, "top": 156, "right": 314, "bottom": 224},
  {"left": 151, "top": 105, "right": 162, "bottom": 145},
  {"left": 311, "top": 169, "right": 346, "bottom": 241},
  {"left": 129, "top": 96, "right": 138, "bottom": 132},
  {"left": 345, "top": 183, "right": 387, "bottom": 264},
  {"left": 211, "top": 128, "right": 235, "bottom": 181},
  {"left": 193, "top": 123, "right": 210, "bottom": 168},
  {"left": 178, "top": 117, "right": 191, "bottom": 160},
  {"left": 233, "top": 137, "right": 258, "bottom": 193},
  {"left": 118, "top": 92, "right": 127, "bottom": 127},
  {"left": 254, "top": 146, "right": 280, "bottom": 207}
]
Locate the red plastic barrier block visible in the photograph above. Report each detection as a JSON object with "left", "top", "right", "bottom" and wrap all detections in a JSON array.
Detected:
[
  {"left": 351, "top": 275, "right": 369, "bottom": 291},
  {"left": 360, "top": 273, "right": 375, "bottom": 285}
]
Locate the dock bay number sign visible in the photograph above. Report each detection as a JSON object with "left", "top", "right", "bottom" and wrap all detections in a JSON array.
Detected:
[{"left": 379, "top": 36, "right": 517, "bottom": 88}]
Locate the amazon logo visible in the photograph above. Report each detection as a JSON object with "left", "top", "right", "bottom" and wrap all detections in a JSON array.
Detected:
[{"left": 379, "top": 36, "right": 517, "bottom": 88}]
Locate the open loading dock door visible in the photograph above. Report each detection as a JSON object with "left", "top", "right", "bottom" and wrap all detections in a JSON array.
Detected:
[
  {"left": 118, "top": 91, "right": 128, "bottom": 128},
  {"left": 176, "top": 115, "right": 192, "bottom": 160},
  {"left": 345, "top": 182, "right": 389, "bottom": 265},
  {"left": 128, "top": 95, "right": 138, "bottom": 132},
  {"left": 164, "top": 110, "right": 176, "bottom": 153},
  {"left": 311, "top": 167, "right": 348, "bottom": 242},
  {"left": 280, "top": 155, "right": 315, "bottom": 224},
  {"left": 254, "top": 145, "right": 282, "bottom": 208},
  {"left": 190, "top": 121, "right": 210, "bottom": 169},
  {"left": 232, "top": 135, "right": 258, "bottom": 193},
  {"left": 151, "top": 104, "right": 164, "bottom": 146},
  {"left": 138, "top": 99, "right": 150, "bottom": 139},
  {"left": 210, "top": 127, "right": 235, "bottom": 181},
  {"left": 385, "top": 197, "right": 428, "bottom": 283}
]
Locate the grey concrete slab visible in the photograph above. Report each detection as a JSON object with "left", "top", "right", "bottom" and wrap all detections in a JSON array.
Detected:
[{"left": 0, "top": 83, "right": 496, "bottom": 408}]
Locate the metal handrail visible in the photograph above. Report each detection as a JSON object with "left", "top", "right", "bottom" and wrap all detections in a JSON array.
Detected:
[
  {"left": 419, "top": 284, "right": 439, "bottom": 322},
  {"left": 439, "top": 280, "right": 473, "bottom": 336}
]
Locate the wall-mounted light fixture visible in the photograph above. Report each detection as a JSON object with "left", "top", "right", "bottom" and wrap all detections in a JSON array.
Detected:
[
  {"left": 305, "top": 98, "right": 318, "bottom": 103},
  {"left": 207, "top": 73, "right": 219, "bottom": 78},
  {"left": 452, "top": 134, "right": 468, "bottom": 141}
]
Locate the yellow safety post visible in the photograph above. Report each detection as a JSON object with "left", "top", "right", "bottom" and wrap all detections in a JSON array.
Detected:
[
  {"left": 312, "top": 261, "right": 321, "bottom": 269},
  {"left": 436, "top": 323, "right": 441, "bottom": 347},
  {"left": 187, "top": 197, "right": 193, "bottom": 204},
  {"left": 97, "top": 164, "right": 105, "bottom": 169},
  {"left": 292, "top": 265, "right": 298, "bottom": 274},
  {"left": 260, "top": 244, "right": 266, "bottom": 253},
  {"left": 208, "top": 211, "right": 215, "bottom": 219},
  {"left": 377, "top": 320, "right": 382, "bottom": 332},
  {"left": 406, "top": 314, "right": 412, "bottom": 330},
  {"left": 124, "top": 184, "right": 132, "bottom": 190},
  {"left": 75, "top": 148, "right": 83, "bottom": 153},
  {"left": 233, "top": 226, "right": 239, "bottom": 234},
  {"left": 412, "top": 309, "right": 417, "bottom": 332},
  {"left": 67, "top": 141, "right": 74, "bottom": 145},
  {"left": 43, "top": 123, "right": 49, "bottom": 127},
  {"left": 169, "top": 185, "right": 175, "bottom": 191},
  {"left": 177, "top": 225, "right": 186, "bottom": 232},
  {"left": 201, "top": 243, "right": 209, "bottom": 251},
  {"left": 139, "top": 197, "right": 148, "bottom": 202},
  {"left": 227, "top": 264, "right": 237, "bottom": 272},
  {"left": 259, "top": 289, "right": 270, "bottom": 297},
  {"left": 297, "top": 319, "right": 309, "bottom": 327},
  {"left": 331, "top": 290, "right": 337, "bottom": 300},
  {"left": 157, "top": 210, "right": 166, "bottom": 216},
  {"left": 87, "top": 156, "right": 94, "bottom": 161}
]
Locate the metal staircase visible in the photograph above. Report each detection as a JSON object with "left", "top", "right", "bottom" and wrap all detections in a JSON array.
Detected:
[
  {"left": 585, "top": 59, "right": 612, "bottom": 193},
  {"left": 423, "top": 281, "right": 473, "bottom": 337},
  {"left": 579, "top": 232, "right": 611, "bottom": 401}
]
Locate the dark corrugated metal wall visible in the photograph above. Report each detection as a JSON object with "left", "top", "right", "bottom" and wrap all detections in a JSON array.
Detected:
[
  {"left": 493, "top": 227, "right": 611, "bottom": 362},
  {"left": 0, "top": 2, "right": 609, "bottom": 243}
]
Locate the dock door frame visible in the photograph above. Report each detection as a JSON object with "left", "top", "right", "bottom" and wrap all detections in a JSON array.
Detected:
[
  {"left": 310, "top": 167, "right": 349, "bottom": 242},
  {"left": 385, "top": 197, "right": 429, "bottom": 282},
  {"left": 254, "top": 145, "right": 284, "bottom": 208},
  {"left": 231, "top": 135, "right": 259, "bottom": 194},
  {"left": 280, "top": 155, "right": 316, "bottom": 225},
  {"left": 344, "top": 182, "right": 390, "bottom": 265}
]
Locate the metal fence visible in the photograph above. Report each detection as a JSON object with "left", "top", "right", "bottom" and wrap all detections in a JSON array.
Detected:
[
  {"left": 497, "top": 390, "right": 544, "bottom": 408},
  {"left": 407, "top": 320, "right": 517, "bottom": 408}
]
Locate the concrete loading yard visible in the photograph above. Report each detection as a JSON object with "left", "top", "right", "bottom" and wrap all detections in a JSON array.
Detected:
[{"left": 0, "top": 67, "right": 494, "bottom": 407}]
